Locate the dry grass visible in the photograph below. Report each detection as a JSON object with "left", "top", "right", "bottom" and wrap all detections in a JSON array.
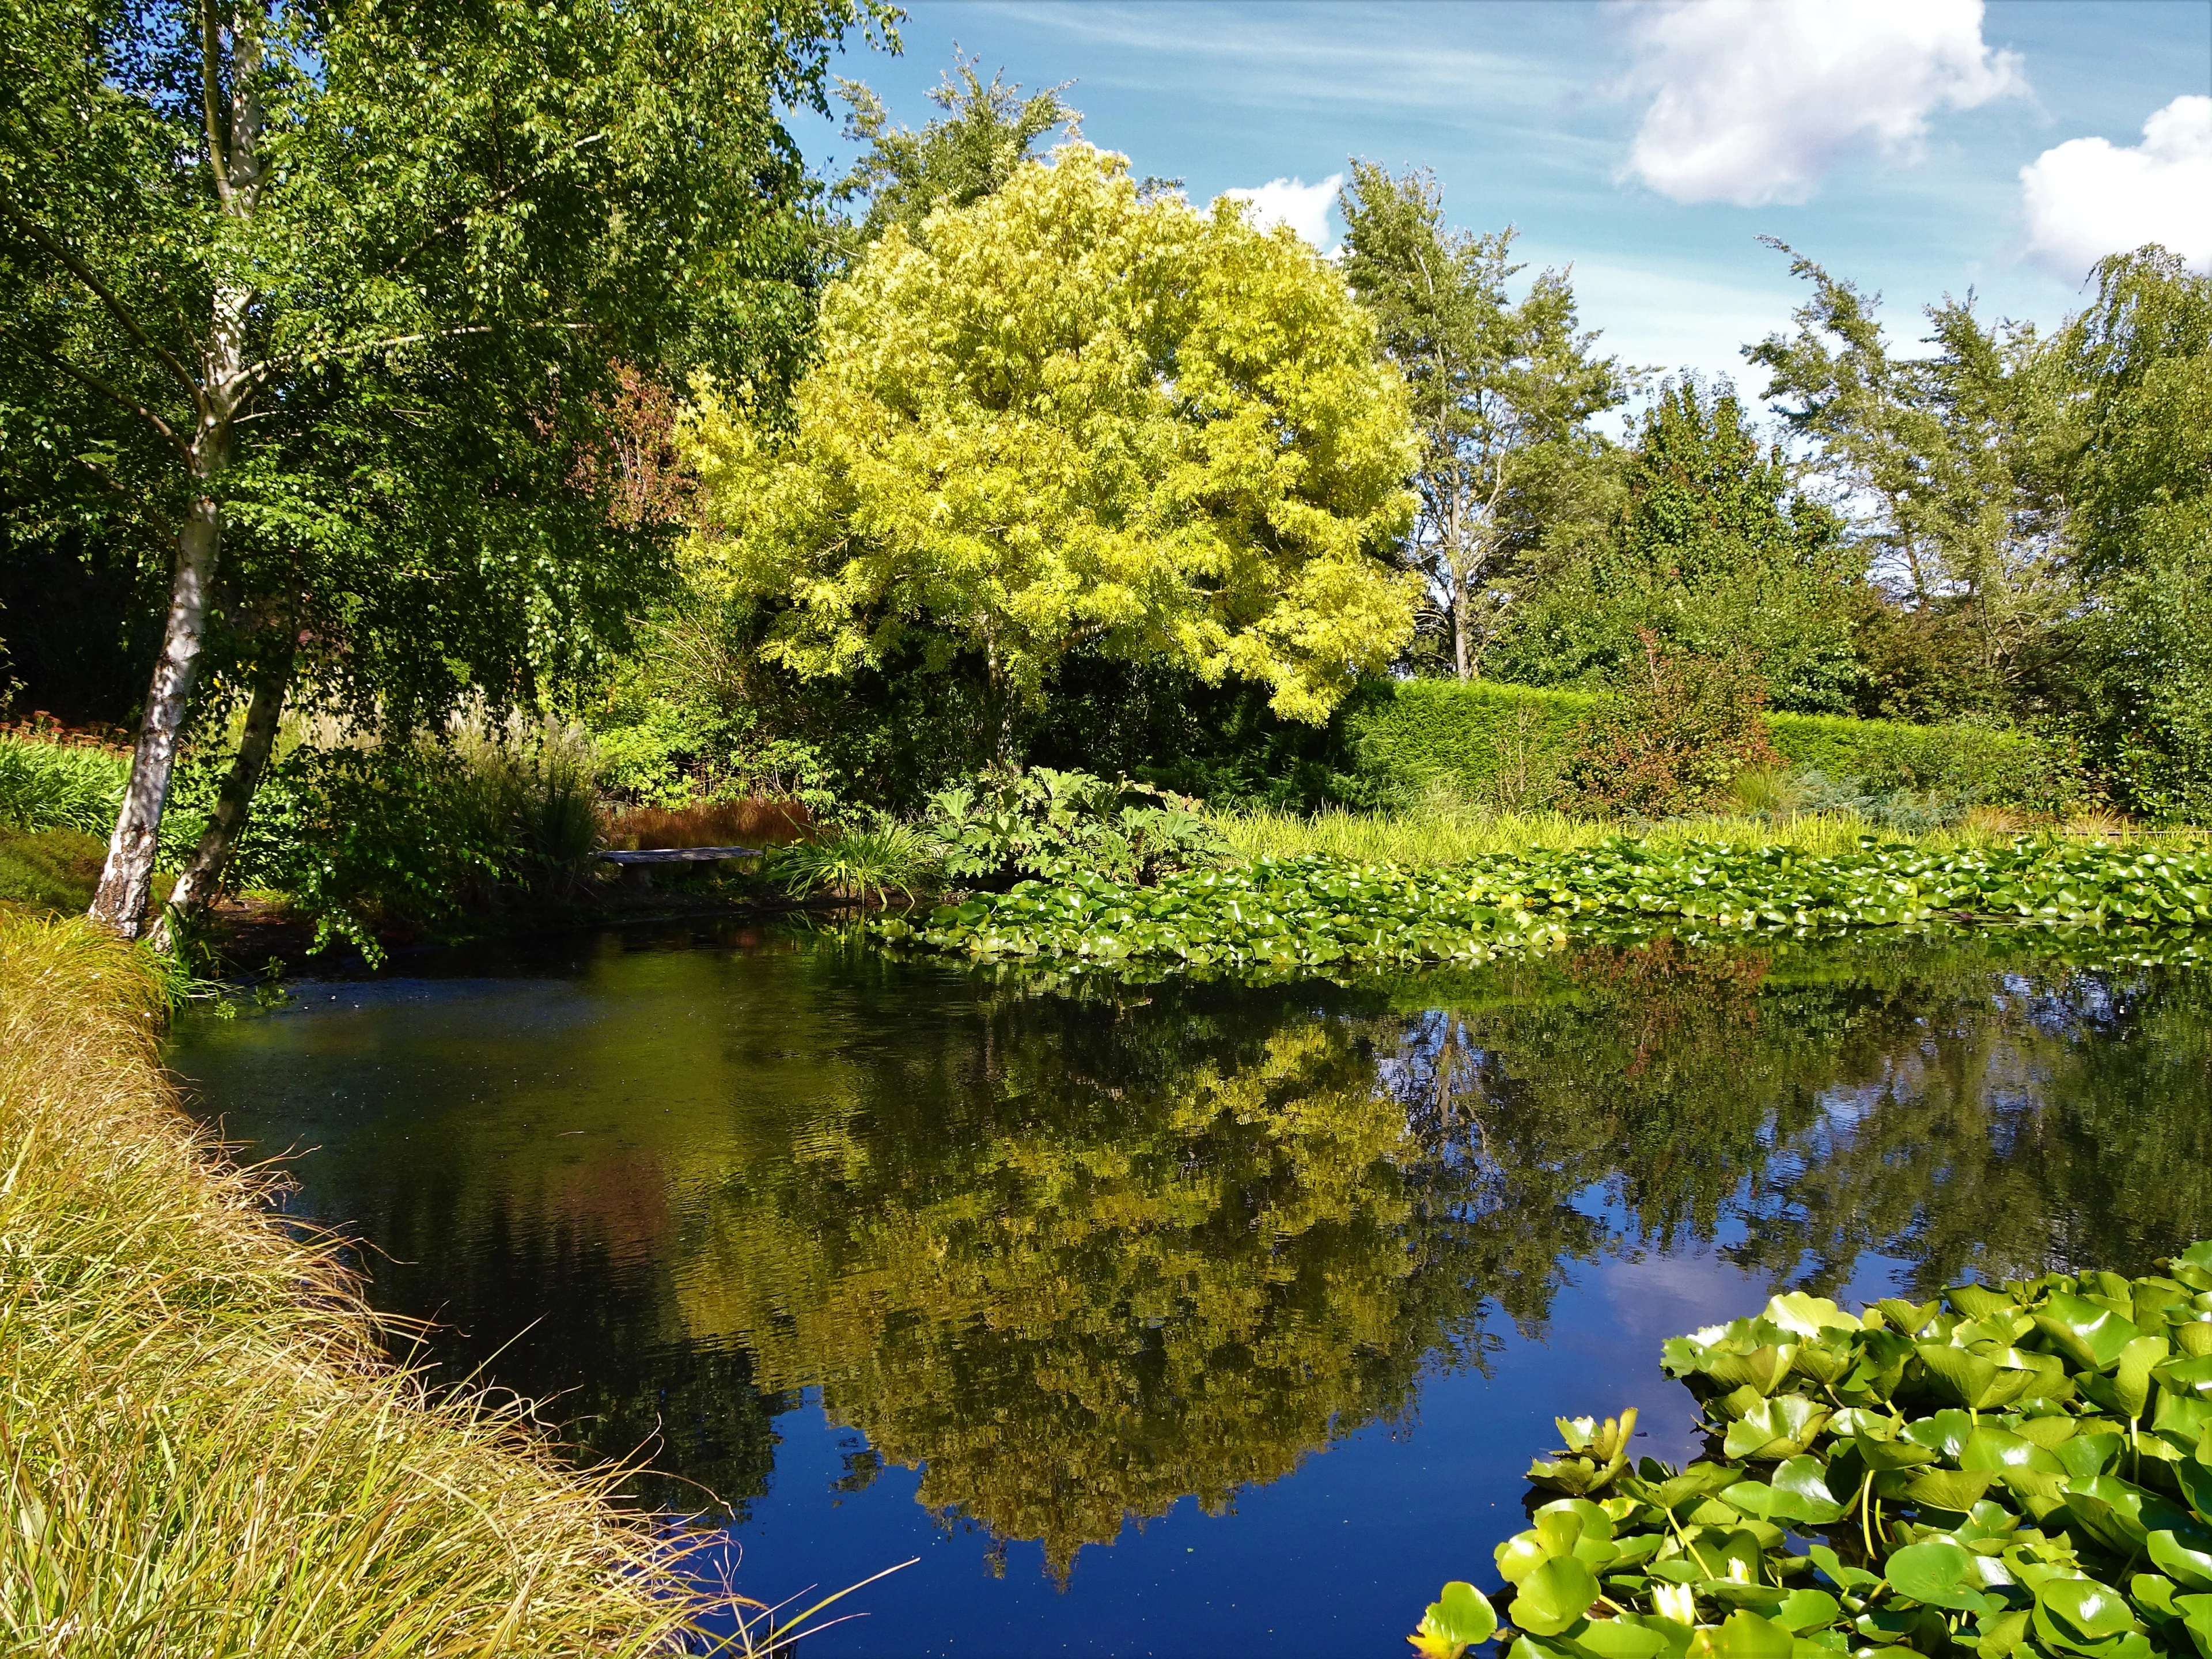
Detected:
[
  {"left": 0, "top": 915, "right": 718, "bottom": 1656},
  {"left": 604, "top": 797, "right": 812, "bottom": 851}
]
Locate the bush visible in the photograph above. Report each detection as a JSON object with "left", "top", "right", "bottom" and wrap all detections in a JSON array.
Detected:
[
  {"left": 1565, "top": 638, "right": 1782, "bottom": 819},
  {"left": 918, "top": 766, "right": 1225, "bottom": 888},
  {"left": 767, "top": 824, "right": 935, "bottom": 905}
]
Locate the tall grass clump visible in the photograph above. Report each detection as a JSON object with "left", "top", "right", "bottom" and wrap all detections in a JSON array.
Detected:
[
  {"left": 0, "top": 733, "right": 128, "bottom": 834},
  {"left": 0, "top": 914, "right": 710, "bottom": 1655}
]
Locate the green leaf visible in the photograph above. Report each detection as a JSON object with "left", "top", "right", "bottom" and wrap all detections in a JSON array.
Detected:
[
  {"left": 1512, "top": 1556, "right": 1602, "bottom": 1637},
  {"left": 2031, "top": 1576, "right": 2142, "bottom": 1653},
  {"left": 1904, "top": 1467, "right": 1996, "bottom": 1513},
  {"left": 2151, "top": 1530, "right": 2212, "bottom": 1591},
  {"left": 2035, "top": 1294, "right": 2143, "bottom": 1372},
  {"left": 1887, "top": 1539, "right": 1994, "bottom": 1613},
  {"left": 1774, "top": 1588, "right": 1841, "bottom": 1633},
  {"left": 1412, "top": 1581, "right": 1499, "bottom": 1656}
]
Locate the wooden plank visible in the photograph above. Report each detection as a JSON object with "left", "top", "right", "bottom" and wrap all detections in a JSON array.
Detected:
[{"left": 596, "top": 846, "right": 765, "bottom": 865}]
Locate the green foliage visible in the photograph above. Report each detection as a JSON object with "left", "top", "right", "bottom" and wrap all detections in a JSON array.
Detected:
[
  {"left": 1497, "top": 380, "right": 1863, "bottom": 713},
  {"left": 918, "top": 766, "right": 1224, "bottom": 887},
  {"left": 1565, "top": 637, "right": 1782, "bottom": 819},
  {"left": 1343, "top": 679, "right": 2059, "bottom": 815},
  {"left": 2057, "top": 250, "right": 2212, "bottom": 821},
  {"left": 0, "top": 735, "right": 127, "bottom": 834},
  {"left": 1412, "top": 1243, "right": 2212, "bottom": 1658},
  {"left": 1336, "top": 162, "right": 1630, "bottom": 679},
  {"left": 679, "top": 142, "right": 1422, "bottom": 729},
  {"left": 1748, "top": 241, "right": 2072, "bottom": 714},
  {"left": 886, "top": 839, "right": 2212, "bottom": 974},
  {"left": 768, "top": 824, "right": 933, "bottom": 905},
  {"left": 176, "top": 728, "right": 607, "bottom": 957},
  {"left": 831, "top": 55, "right": 1077, "bottom": 252}
]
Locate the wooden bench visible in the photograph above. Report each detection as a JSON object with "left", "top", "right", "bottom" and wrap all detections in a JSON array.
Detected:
[{"left": 595, "top": 846, "right": 764, "bottom": 891}]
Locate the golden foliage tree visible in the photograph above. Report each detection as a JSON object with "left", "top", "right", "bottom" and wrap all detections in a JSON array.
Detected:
[{"left": 680, "top": 145, "right": 1421, "bottom": 741}]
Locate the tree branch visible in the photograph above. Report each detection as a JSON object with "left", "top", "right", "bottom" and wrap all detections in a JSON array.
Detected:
[
  {"left": 0, "top": 323, "right": 193, "bottom": 464},
  {"left": 201, "top": 0, "right": 233, "bottom": 207},
  {"left": 0, "top": 192, "right": 206, "bottom": 405},
  {"left": 250, "top": 318, "right": 597, "bottom": 385},
  {"left": 383, "top": 132, "right": 608, "bottom": 278},
  {"left": 73, "top": 454, "right": 181, "bottom": 544}
]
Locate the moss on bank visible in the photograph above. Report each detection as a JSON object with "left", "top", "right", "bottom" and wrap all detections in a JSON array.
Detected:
[{"left": 0, "top": 915, "right": 711, "bottom": 1654}]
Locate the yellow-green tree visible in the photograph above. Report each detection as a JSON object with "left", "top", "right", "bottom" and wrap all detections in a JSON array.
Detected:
[{"left": 680, "top": 145, "right": 1420, "bottom": 741}]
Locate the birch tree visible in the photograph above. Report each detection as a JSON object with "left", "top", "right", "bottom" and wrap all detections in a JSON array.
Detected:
[
  {"left": 1336, "top": 162, "right": 1630, "bottom": 680},
  {"left": 0, "top": 0, "right": 878, "bottom": 940}
]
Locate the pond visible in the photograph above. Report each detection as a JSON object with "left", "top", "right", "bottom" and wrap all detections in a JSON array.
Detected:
[{"left": 168, "top": 923, "right": 2212, "bottom": 1658}]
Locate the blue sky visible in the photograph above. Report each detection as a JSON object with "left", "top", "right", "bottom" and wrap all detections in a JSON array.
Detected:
[{"left": 793, "top": 1, "right": 2211, "bottom": 392}]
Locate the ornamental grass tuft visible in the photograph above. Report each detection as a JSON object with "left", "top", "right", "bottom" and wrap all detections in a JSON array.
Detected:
[{"left": 0, "top": 914, "right": 715, "bottom": 1655}]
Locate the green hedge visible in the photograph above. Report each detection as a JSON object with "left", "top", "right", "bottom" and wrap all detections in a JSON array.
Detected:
[{"left": 1342, "top": 679, "right": 2059, "bottom": 810}]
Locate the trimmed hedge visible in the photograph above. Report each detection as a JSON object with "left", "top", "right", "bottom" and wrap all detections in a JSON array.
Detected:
[{"left": 1343, "top": 679, "right": 2059, "bottom": 810}]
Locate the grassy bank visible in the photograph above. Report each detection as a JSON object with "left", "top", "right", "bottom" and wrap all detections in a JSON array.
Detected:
[{"left": 0, "top": 915, "right": 713, "bottom": 1654}]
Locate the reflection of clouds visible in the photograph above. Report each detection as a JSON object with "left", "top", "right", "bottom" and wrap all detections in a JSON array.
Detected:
[{"left": 1601, "top": 1250, "right": 1772, "bottom": 1347}]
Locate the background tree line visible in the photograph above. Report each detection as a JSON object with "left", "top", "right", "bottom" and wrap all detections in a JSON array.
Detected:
[{"left": 4, "top": 33, "right": 2209, "bottom": 944}]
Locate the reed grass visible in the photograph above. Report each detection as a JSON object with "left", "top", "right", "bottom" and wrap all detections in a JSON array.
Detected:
[
  {"left": 1207, "top": 803, "right": 2024, "bottom": 866},
  {"left": 0, "top": 915, "right": 718, "bottom": 1656}
]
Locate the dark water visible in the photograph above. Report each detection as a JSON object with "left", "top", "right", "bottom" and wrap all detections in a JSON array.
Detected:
[{"left": 168, "top": 924, "right": 2212, "bottom": 1657}]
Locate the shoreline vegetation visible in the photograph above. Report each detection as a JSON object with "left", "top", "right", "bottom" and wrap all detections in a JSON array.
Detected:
[{"left": 0, "top": 913, "right": 778, "bottom": 1655}]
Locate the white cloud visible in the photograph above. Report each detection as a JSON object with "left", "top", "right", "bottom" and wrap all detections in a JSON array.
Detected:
[
  {"left": 1219, "top": 173, "right": 1343, "bottom": 248},
  {"left": 2019, "top": 96, "right": 2212, "bottom": 278},
  {"left": 1615, "top": 0, "right": 2027, "bottom": 206}
]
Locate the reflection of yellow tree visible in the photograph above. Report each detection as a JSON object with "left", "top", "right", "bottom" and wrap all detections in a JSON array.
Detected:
[{"left": 671, "top": 1002, "right": 1505, "bottom": 1577}]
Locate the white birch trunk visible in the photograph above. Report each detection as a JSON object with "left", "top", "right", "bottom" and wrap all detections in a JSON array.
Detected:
[{"left": 88, "top": 5, "right": 263, "bottom": 939}]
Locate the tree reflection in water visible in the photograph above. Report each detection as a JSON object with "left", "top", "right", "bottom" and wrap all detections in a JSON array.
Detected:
[{"left": 171, "top": 926, "right": 2212, "bottom": 1582}]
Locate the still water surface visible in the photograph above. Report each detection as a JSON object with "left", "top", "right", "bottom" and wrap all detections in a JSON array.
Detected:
[{"left": 169, "top": 925, "right": 2212, "bottom": 1657}]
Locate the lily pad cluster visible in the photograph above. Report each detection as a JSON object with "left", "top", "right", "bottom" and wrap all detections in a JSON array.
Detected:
[
  {"left": 1411, "top": 1243, "right": 2212, "bottom": 1659},
  {"left": 883, "top": 839, "right": 2212, "bottom": 972}
]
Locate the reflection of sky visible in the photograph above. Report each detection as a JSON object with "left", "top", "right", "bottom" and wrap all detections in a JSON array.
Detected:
[{"left": 169, "top": 930, "right": 2206, "bottom": 1659}]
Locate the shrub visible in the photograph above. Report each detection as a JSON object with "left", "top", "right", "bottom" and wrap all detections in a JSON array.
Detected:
[
  {"left": 918, "top": 766, "right": 1225, "bottom": 888},
  {"left": 1565, "top": 637, "right": 1783, "bottom": 818}
]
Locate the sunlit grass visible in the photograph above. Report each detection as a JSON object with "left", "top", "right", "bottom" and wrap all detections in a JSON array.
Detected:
[
  {"left": 1209, "top": 803, "right": 2044, "bottom": 868},
  {"left": 0, "top": 914, "right": 776, "bottom": 1656}
]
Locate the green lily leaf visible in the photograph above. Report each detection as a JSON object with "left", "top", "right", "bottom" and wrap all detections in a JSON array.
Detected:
[
  {"left": 1571, "top": 1617, "right": 1673, "bottom": 1659},
  {"left": 1773, "top": 1586, "right": 1840, "bottom": 1633},
  {"left": 1904, "top": 1467, "right": 1996, "bottom": 1514},
  {"left": 1961, "top": 1423, "right": 2068, "bottom": 1475},
  {"left": 1887, "top": 1539, "right": 1997, "bottom": 1613},
  {"left": 1975, "top": 1608, "right": 2032, "bottom": 1657},
  {"left": 2034, "top": 1294, "right": 2143, "bottom": 1372},
  {"left": 1512, "top": 1556, "right": 1601, "bottom": 1637},
  {"left": 2151, "top": 1529, "right": 2212, "bottom": 1590},
  {"left": 1722, "top": 1395, "right": 1831, "bottom": 1461},
  {"left": 1919, "top": 1343, "right": 2039, "bottom": 1411},
  {"left": 2031, "top": 1575, "right": 2142, "bottom": 1655},
  {"left": 1904, "top": 1410, "right": 1976, "bottom": 1459},
  {"left": 2173, "top": 1593, "right": 2212, "bottom": 1659},
  {"left": 1691, "top": 1610, "right": 1791, "bottom": 1658},
  {"left": 1411, "top": 1581, "right": 1499, "bottom": 1658}
]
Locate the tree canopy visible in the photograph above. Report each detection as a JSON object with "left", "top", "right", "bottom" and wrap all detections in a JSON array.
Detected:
[
  {"left": 1337, "top": 161, "right": 1630, "bottom": 681},
  {"left": 679, "top": 143, "right": 1422, "bottom": 741},
  {"left": 0, "top": 0, "right": 878, "bottom": 936}
]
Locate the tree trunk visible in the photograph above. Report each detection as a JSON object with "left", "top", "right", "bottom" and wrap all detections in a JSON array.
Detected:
[
  {"left": 148, "top": 652, "right": 291, "bottom": 955},
  {"left": 1449, "top": 478, "right": 1471, "bottom": 681},
  {"left": 88, "top": 498, "right": 223, "bottom": 937},
  {"left": 88, "top": 3, "right": 263, "bottom": 940}
]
